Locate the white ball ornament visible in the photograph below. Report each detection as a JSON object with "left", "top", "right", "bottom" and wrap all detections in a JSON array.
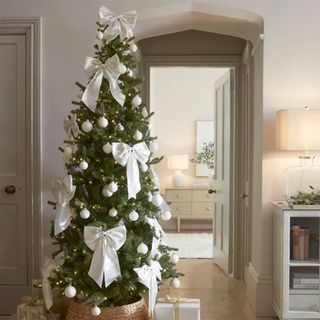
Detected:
[
  {"left": 79, "top": 160, "right": 88, "bottom": 170},
  {"left": 107, "top": 181, "right": 118, "bottom": 193},
  {"left": 161, "top": 210, "right": 172, "bottom": 221},
  {"left": 140, "top": 163, "right": 148, "bottom": 173},
  {"left": 98, "top": 116, "right": 108, "bottom": 128},
  {"left": 115, "top": 123, "right": 124, "bottom": 131},
  {"left": 81, "top": 120, "right": 93, "bottom": 133},
  {"left": 170, "top": 254, "right": 180, "bottom": 264},
  {"left": 97, "top": 31, "right": 104, "bottom": 40},
  {"left": 103, "top": 143, "right": 113, "bottom": 154},
  {"left": 133, "top": 130, "right": 143, "bottom": 141},
  {"left": 149, "top": 142, "right": 159, "bottom": 153},
  {"left": 91, "top": 306, "right": 101, "bottom": 317},
  {"left": 102, "top": 187, "right": 113, "bottom": 198},
  {"left": 108, "top": 207, "right": 118, "bottom": 217},
  {"left": 127, "top": 68, "right": 133, "bottom": 77},
  {"left": 64, "top": 285, "right": 77, "bottom": 298},
  {"left": 130, "top": 42, "right": 138, "bottom": 52},
  {"left": 64, "top": 146, "right": 72, "bottom": 156},
  {"left": 80, "top": 208, "right": 90, "bottom": 219},
  {"left": 129, "top": 210, "right": 139, "bottom": 221},
  {"left": 132, "top": 95, "right": 142, "bottom": 107},
  {"left": 137, "top": 243, "right": 148, "bottom": 255},
  {"left": 171, "top": 278, "right": 181, "bottom": 289},
  {"left": 119, "top": 64, "right": 127, "bottom": 74},
  {"left": 152, "top": 193, "right": 164, "bottom": 206}
]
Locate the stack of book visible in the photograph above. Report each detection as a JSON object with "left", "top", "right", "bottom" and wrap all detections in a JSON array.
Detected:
[
  {"left": 292, "top": 271, "right": 319, "bottom": 290},
  {"left": 290, "top": 225, "right": 310, "bottom": 260}
]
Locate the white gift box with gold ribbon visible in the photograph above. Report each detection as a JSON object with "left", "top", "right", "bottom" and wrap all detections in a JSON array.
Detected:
[
  {"left": 17, "top": 296, "right": 46, "bottom": 320},
  {"left": 154, "top": 297, "right": 200, "bottom": 320}
]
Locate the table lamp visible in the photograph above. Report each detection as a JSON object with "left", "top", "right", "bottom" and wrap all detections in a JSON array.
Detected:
[{"left": 167, "top": 154, "right": 189, "bottom": 188}]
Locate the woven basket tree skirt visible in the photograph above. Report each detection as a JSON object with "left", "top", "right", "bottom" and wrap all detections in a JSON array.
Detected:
[{"left": 65, "top": 296, "right": 148, "bottom": 320}]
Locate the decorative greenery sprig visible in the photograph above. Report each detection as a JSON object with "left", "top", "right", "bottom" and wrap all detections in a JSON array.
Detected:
[
  {"left": 287, "top": 186, "right": 320, "bottom": 208},
  {"left": 191, "top": 141, "right": 214, "bottom": 170}
]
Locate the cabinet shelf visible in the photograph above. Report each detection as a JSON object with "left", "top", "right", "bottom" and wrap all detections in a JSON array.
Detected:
[
  {"left": 290, "top": 289, "right": 319, "bottom": 295},
  {"left": 290, "top": 260, "right": 320, "bottom": 267}
]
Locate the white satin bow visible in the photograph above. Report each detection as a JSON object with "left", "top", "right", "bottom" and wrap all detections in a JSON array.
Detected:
[
  {"left": 81, "top": 54, "right": 125, "bottom": 111},
  {"left": 134, "top": 260, "right": 162, "bottom": 315},
  {"left": 112, "top": 142, "right": 150, "bottom": 199},
  {"left": 84, "top": 225, "right": 127, "bottom": 288},
  {"left": 41, "top": 254, "right": 63, "bottom": 309},
  {"left": 98, "top": 6, "right": 137, "bottom": 42},
  {"left": 51, "top": 175, "right": 76, "bottom": 236},
  {"left": 146, "top": 217, "right": 165, "bottom": 239},
  {"left": 64, "top": 114, "right": 79, "bottom": 139}
]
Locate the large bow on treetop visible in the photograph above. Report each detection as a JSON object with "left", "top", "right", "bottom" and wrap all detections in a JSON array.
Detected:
[
  {"left": 51, "top": 175, "right": 76, "bottom": 236},
  {"left": 84, "top": 225, "right": 127, "bottom": 288},
  {"left": 112, "top": 142, "right": 150, "bottom": 199},
  {"left": 134, "top": 260, "right": 162, "bottom": 315},
  {"left": 81, "top": 54, "right": 125, "bottom": 111},
  {"left": 98, "top": 6, "right": 137, "bottom": 42}
]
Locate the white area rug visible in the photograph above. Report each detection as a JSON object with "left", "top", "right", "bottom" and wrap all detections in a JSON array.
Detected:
[{"left": 163, "top": 233, "right": 213, "bottom": 258}]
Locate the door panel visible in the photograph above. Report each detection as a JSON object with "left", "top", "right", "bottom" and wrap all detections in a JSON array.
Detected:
[
  {"left": 213, "top": 69, "right": 233, "bottom": 274},
  {"left": 0, "top": 34, "right": 29, "bottom": 313}
]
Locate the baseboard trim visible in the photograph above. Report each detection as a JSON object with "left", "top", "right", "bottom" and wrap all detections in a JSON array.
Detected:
[{"left": 245, "top": 263, "right": 274, "bottom": 317}]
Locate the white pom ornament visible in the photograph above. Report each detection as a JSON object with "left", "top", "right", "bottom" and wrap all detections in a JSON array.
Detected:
[
  {"left": 102, "top": 187, "right": 113, "bottom": 198},
  {"left": 140, "top": 163, "right": 148, "bottom": 173},
  {"left": 103, "top": 143, "right": 113, "bottom": 154},
  {"left": 130, "top": 42, "right": 138, "bottom": 52},
  {"left": 132, "top": 95, "right": 142, "bottom": 107},
  {"left": 171, "top": 278, "right": 181, "bottom": 289},
  {"left": 133, "top": 130, "right": 143, "bottom": 141},
  {"left": 129, "top": 210, "right": 139, "bottom": 221},
  {"left": 119, "top": 64, "right": 127, "bottom": 74},
  {"left": 64, "top": 285, "right": 77, "bottom": 298},
  {"left": 80, "top": 208, "right": 90, "bottom": 219},
  {"left": 98, "top": 116, "right": 108, "bottom": 128},
  {"left": 91, "top": 306, "right": 101, "bottom": 317},
  {"left": 149, "top": 142, "right": 159, "bottom": 153},
  {"left": 107, "top": 181, "right": 118, "bottom": 193},
  {"left": 137, "top": 243, "right": 148, "bottom": 255},
  {"left": 170, "top": 254, "right": 179, "bottom": 264},
  {"left": 79, "top": 160, "right": 88, "bottom": 170},
  {"left": 161, "top": 210, "right": 172, "bottom": 221},
  {"left": 81, "top": 120, "right": 93, "bottom": 133},
  {"left": 152, "top": 193, "right": 163, "bottom": 206},
  {"left": 108, "top": 207, "right": 118, "bottom": 217}
]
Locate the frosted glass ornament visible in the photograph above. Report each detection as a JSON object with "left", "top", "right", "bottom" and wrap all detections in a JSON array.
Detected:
[
  {"left": 107, "top": 181, "right": 118, "bottom": 193},
  {"left": 149, "top": 142, "right": 159, "bottom": 153},
  {"left": 129, "top": 210, "right": 139, "bottom": 221},
  {"left": 130, "top": 42, "right": 138, "bottom": 52},
  {"left": 161, "top": 210, "right": 172, "bottom": 221},
  {"left": 170, "top": 254, "right": 179, "bottom": 264},
  {"left": 64, "top": 285, "right": 77, "bottom": 298},
  {"left": 140, "top": 163, "right": 148, "bottom": 173},
  {"left": 103, "top": 143, "right": 113, "bottom": 154},
  {"left": 81, "top": 120, "right": 93, "bottom": 133},
  {"left": 91, "top": 306, "right": 101, "bottom": 317},
  {"left": 132, "top": 95, "right": 142, "bottom": 107},
  {"left": 79, "top": 160, "right": 88, "bottom": 170},
  {"left": 137, "top": 243, "right": 148, "bottom": 255},
  {"left": 134, "top": 130, "right": 143, "bottom": 141},
  {"left": 102, "top": 187, "right": 113, "bottom": 198},
  {"left": 171, "top": 278, "right": 181, "bottom": 289},
  {"left": 80, "top": 208, "right": 90, "bottom": 219},
  {"left": 108, "top": 207, "right": 118, "bottom": 217},
  {"left": 98, "top": 116, "right": 108, "bottom": 128},
  {"left": 152, "top": 193, "right": 163, "bottom": 206}
]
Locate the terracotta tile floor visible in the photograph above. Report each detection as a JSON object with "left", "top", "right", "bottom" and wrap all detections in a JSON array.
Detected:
[{"left": 158, "top": 259, "right": 276, "bottom": 320}]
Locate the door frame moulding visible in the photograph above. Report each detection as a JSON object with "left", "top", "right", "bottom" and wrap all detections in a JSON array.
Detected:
[
  {"left": 0, "top": 18, "right": 42, "bottom": 279},
  {"left": 141, "top": 53, "right": 245, "bottom": 279}
]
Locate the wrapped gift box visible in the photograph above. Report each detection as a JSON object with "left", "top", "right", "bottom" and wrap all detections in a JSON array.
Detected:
[
  {"left": 154, "top": 297, "right": 200, "bottom": 320},
  {"left": 17, "top": 296, "right": 47, "bottom": 320}
]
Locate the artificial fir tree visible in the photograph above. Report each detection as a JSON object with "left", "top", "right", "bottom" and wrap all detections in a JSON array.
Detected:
[{"left": 46, "top": 6, "right": 182, "bottom": 317}]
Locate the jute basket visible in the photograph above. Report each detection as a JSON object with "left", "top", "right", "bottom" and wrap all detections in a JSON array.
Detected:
[{"left": 65, "top": 296, "right": 148, "bottom": 320}]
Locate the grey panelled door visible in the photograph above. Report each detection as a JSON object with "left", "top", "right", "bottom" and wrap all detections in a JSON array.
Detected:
[
  {"left": 213, "top": 69, "right": 234, "bottom": 274},
  {"left": 0, "top": 35, "right": 29, "bottom": 314}
]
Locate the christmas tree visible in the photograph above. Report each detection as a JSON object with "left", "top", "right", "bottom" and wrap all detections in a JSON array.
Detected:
[{"left": 44, "top": 6, "right": 182, "bottom": 317}]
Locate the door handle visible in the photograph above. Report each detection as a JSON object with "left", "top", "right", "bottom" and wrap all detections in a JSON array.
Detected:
[
  {"left": 241, "top": 192, "right": 248, "bottom": 199},
  {"left": 5, "top": 185, "right": 16, "bottom": 194},
  {"left": 208, "top": 189, "right": 216, "bottom": 194}
]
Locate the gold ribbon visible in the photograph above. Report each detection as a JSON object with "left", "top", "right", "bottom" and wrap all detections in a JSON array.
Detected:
[
  {"left": 157, "top": 296, "right": 186, "bottom": 320},
  {"left": 18, "top": 296, "right": 47, "bottom": 320}
]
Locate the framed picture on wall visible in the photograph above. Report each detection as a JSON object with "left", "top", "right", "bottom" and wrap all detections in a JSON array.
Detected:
[{"left": 195, "top": 120, "right": 214, "bottom": 177}]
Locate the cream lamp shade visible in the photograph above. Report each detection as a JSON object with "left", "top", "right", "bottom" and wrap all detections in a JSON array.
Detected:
[
  {"left": 167, "top": 154, "right": 189, "bottom": 170},
  {"left": 276, "top": 109, "right": 320, "bottom": 151}
]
